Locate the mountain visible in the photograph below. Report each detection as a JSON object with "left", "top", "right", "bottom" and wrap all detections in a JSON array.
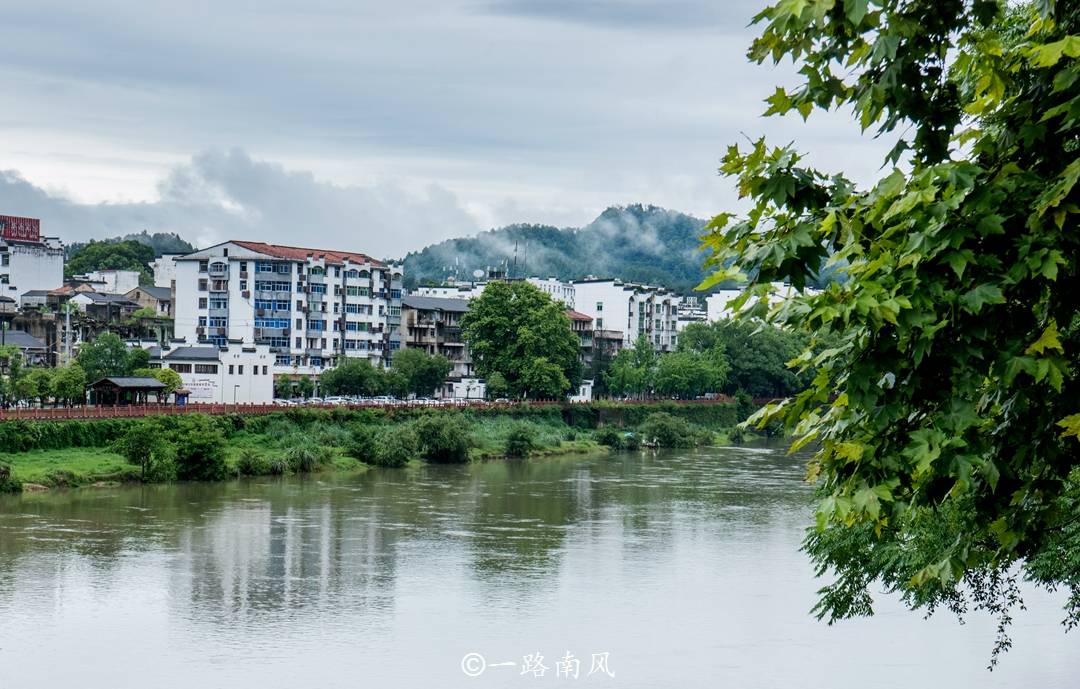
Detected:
[{"left": 402, "top": 204, "right": 712, "bottom": 292}]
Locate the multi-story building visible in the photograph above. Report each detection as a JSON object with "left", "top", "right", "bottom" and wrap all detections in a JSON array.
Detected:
[
  {"left": 151, "top": 254, "right": 180, "bottom": 289},
  {"left": 71, "top": 269, "right": 140, "bottom": 295},
  {"left": 126, "top": 285, "right": 173, "bottom": 316},
  {"left": 1, "top": 215, "right": 63, "bottom": 302},
  {"left": 525, "top": 277, "right": 575, "bottom": 308},
  {"left": 173, "top": 241, "right": 403, "bottom": 378},
  {"left": 704, "top": 283, "right": 821, "bottom": 322},
  {"left": 675, "top": 296, "right": 708, "bottom": 332},
  {"left": 572, "top": 279, "right": 679, "bottom": 352},
  {"left": 401, "top": 295, "right": 472, "bottom": 379}
]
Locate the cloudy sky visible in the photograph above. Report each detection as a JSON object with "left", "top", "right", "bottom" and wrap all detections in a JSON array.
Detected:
[{"left": 0, "top": 0, "right": 888, "bottom": 258}]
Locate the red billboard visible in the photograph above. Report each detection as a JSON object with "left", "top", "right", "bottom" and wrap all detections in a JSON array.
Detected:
[{"left": 0, "top": 215, "right": 41, "bottom": 243}]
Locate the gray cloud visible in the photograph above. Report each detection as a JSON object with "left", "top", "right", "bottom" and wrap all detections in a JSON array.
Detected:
[
  {"left": 0, "top": 149, "right": 480, "bottom": 258},
  {"left": 478, "top": 0, "right": 755, "bottom": 30}
]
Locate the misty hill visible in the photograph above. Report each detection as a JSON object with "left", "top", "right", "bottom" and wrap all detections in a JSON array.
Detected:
[
  {"left": 66, "top": 230, "right": 195, "bottom": 259},
  {"left": 402, "top": 204, "right": 712, "bottom": 292}
]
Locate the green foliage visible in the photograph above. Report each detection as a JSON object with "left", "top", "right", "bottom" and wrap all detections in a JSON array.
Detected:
[
  {"left": 390, "top": 348, "right": 454, "bottom": 398},
  {"left": 461, "top": 281, "right": 581, "bottom": 399},
  {"left": 680, "top": 320, "right": 808, "bottom": 397},
  {"left": 503, "top": 425, "right": 537, "bottom": 458},
  {"left": 703, "top": 0, "right": 1080, "bottom": 657},
  {"left": 604, "top": 335, "right": 657, "bottom": 397},
  {"left": 594, "top": 426, "right": 624, "bottom": 448},
  {"left": 296, "top": 376, "right": 314, "bottom": 399},
  {"left": 370, "top": 427, "right": 419, "bottom": 468},
  {"left": 346, "top": 426, "right": 379, "bottom": 462},
  {"left": 52, "top": 364, "right": 87, "bottom": 405},
  {"left": 484, "top": 371, "right": 510, "bottom": 399},
  {"left": 0, "top": 462, "right": 20, "bottom": 493},
  {"left": 112, "top": 420, "right": 176, "bottom": 482},
  {"left": 319, "top": 358, "right": 384, "bottom": 397},
  {"left": 172, "top": 416, "right": 227, "bottom": 481},
  {"left": 274, "top": 376, "right": 295, "bottom": 399},
  {"left": 413, "top": 414, "right": 471, "bottom": 463},
  {"left": 76, "top": 333, "right": 130, "bottom": 382},
  {"left": 606, "top": 333, "right": 729, "bottom": 399},
  {"left": 285, "top": 440, "right": 333, "bottom": 473},
  {"left": 235, "top": 447, "right": 270, "bottom": 476},
  {"left": 64, "top": 239, "right": 156, "bottom": 283},
  {"left": 639, "top": 412, "right": 707, "bottom": 448}
]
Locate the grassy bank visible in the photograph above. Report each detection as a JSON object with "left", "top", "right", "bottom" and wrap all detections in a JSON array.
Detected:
[{"left": 0, "top": 402, "right": 750, "bottom": 493}]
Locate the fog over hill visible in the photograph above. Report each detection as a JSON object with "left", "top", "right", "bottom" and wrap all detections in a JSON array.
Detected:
[{"left": 402, "top": 204, "right": 712, "bottom": 292}]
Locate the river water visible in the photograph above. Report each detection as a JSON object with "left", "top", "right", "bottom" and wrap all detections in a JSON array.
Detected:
[{"left": 0, "top": 445, "right": 1074, "bottom": 688}]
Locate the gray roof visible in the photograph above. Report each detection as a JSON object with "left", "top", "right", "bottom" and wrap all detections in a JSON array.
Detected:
[
  {"left": 163, "top": 346, "right": 220, "bottom": 361},
  {"left": 91, "top": 377, "right": 166, "bottom": 389},
  {"left": 402, "top": 295, "right": 471, "bottom": 312},
  {"left": 20, "top": 289, "right": 50, "bottom": 297},
  {"left": 132, "top": 285, "right": 171, "bottom": 301},
  {"left": 79, "top": 292, "right": 139, "bottom": 305},
  {"left": 1, "top": 330, "right": 46, "bottom": 349}
]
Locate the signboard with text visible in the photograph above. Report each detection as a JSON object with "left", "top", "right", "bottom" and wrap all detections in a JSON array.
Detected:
[{"left": 0, "top": 215, "right": 41, "bottom": 243}]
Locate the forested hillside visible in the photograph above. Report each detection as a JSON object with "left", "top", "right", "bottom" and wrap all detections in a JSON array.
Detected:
[{"left": 402, "top": 205, "right": 710, "bottom": 291}]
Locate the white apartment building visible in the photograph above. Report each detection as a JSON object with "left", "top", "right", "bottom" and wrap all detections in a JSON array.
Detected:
[
  {"left": 572, "top": 279, "right": 679, "bottom": 352},
  {"left": 675, "top": 296, "right": 708, "bottom": 332},
  {"left": 148, "top": 343, "right": 275, "bottom": 403},
  {"left": 173, "top": 240, "right": 403, "bottom": 378},
  {"left": 525, "top": 277, "right": 575, "bottom": 308},
  {"left": 411, "top": 283, "right": 486, "bottom": 300},
  {"left": 1, "top": 214, "right": 63, "bottom": 301}
]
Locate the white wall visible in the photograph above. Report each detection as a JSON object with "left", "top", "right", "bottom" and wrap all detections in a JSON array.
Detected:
[
  {"left": 151, "top": 255, "right": 178, "bottom": 288},
  {"left": 2, "top": 241, "right": 63, "bottom": 300},
  {"left": 162, "top": 345, "right": 275, "bottom": 404},
  {"left": 86, "top": 270, "right": 140, "bottom": 294}
]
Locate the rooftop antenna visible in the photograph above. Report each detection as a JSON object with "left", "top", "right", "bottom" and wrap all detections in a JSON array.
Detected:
[{"left": 511, "top": 240, "right": 519, "bottom": 278}]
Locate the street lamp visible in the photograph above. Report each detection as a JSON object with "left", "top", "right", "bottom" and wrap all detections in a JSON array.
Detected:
[{"left": 233, "top": 384, "right": 239, "bottom": 411}]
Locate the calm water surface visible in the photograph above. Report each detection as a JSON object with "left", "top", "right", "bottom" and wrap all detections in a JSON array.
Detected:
[{"left": 0, "top": 445, "right": 1074, "bottom": 688}]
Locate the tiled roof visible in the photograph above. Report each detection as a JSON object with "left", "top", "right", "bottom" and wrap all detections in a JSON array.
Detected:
[
  {"left": 133, "top": 285, "right": 171, "bottom": 301},
  {"left": 1, "top": 330, "right": 46, "bottom": 349},
  {"left": 163, "top": 346, "right": 220, "bottom": 361},
  {"left": 91, "top": 377, "right": 166, "bottom": 389},
  {"left": 231, "top": 240, "right": 388, "bottom": 269},
  {"left": 565, "top": 309, "right": 593, "bottom": 321}
]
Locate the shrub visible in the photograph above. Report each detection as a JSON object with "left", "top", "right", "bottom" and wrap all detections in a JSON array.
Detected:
[
  {"left": 236, "top": 448, "right": 271, "bottom": 476},
  {"left": 0, "top": 463, "right": 21, "bottom": 494},
  {"left": 173, "top": 417, "right": 228, "bottom": 481},
  {"left": 268, "top": 457, "right": 291, "bottom": 475},
  {"left": 346, "top": 426, "right": 379, "bottom": 463},
  {"left": 639, "top": 412, "right": 701, "bottom": 448},
  {"left": 285, "top": 441, "right": 332, "bottom": 473},
  {"left": 504, "top": 425, "right": 537, "bottom": 458},
  {"left": 413, "top": 414, "right": 470, "bottom": 463},
  {"left": 369, "top": 428, "right": 418, "bottom": 468},
  {"left": 112, "top": 420, "right": 177, "bottom": 482},
  {"left": 594, "top": 426, "right": 623, "bottom": 448},
  {"left": 623, "top": 432, "right": 641, "bottom": 450}
]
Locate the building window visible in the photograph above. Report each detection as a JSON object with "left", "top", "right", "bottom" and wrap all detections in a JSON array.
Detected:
[
  {"left": 209, "top": 298, "right": 228, "bottom": 309},
  {"left": 199, "top": 260, "right": 208, "bottom": 272},
  {"left": 596, "top": 301, "right": 603, "bottom": 311},
  {"left": 239, "top": 280, "right": 247, "bottom": 291},
  {"left": 198, "top": 297, "right": 208, "bottom": 309},
  {"left": 390, "top": 289, "right": 401, "bottom": 299},
  {"left": 194, "top": 364, "right": 218, "bottom": 374},
  {"left": 209, "top": 317, "right": 227, "bottom": 328},
  {"left": 597, "top": 318, "right": 603, "bottom": 329},
  {"left": 307, "top": 320, "right": 326, "bottom": 331},
  {"left": 238, "top": 365, "right": 244, "bottom": 375},
  {"left": 262, "top": 365, "right": 268, "bottom": 375},
  {"left": 228, "top": 365, "right": 234, "bottom": 374},
  {"left": 170, "top": 363, "right": 192, "bottom": 373},
  {"left": 253, "top": 366, "right": 259, "bottom": 375},
  {"left": 255, "top": 318, "right": 290, "bottom": 329},
  {"left": 295, "top": 337, "right": 302, "bottom": 348},
  {"left": 275, "top": 355, "right": 291, "bottom": 365},
  {"left": 198, "top": 316, "right": 207, "bottom": 327},
  {"left": 310, "top": 357, "right": 323, "bottom": 367},
  {"left": 198, "top": 279, "right": 208, "bottom": 291}
]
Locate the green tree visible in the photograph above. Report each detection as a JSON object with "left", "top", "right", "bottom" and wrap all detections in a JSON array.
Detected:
[
  {"left": 484, "top": 371, "right": 510, "bottom": 399},
  {"left": 65, "top": 239, "right": 155, "bottom": 283},
  {"left": 653, "top": 350, "right": 728, "bottom": 400},
  {"left": 390, "top": 348, "right": 453, "bottom": 397},
  {"left": 296, "top": 376, "right": 315, "bottom": 399},
  {"left": 274, "top": 376, "right": 294, "bottom": 399},
  {"left": 461, "top": 281, "right": 581, "bottom": 399},
  {"left": 150, "top": 367, "right": 183, "bottom": 398},
  {"left": 320, "top": 358, "right": 384, "bottom": 396},
  {"left": 76, "top": 333, "right": 130, "bottom": 382},
  {"left": 0, "top": 345, "right": 23, "bottom": 406},
  {"left": 21, "top": 368, "right": 55, "bottom": 406},
  {"left": 702, "top": 0, "right": 1080, "bottom": 657},
  {"left": 113, "top": 420, "right": 175, "bottom": 482},
  {"left": 172, "top": 416, "right": 227, "bottom": 481},
  {"left": 52, "top": 364, "right": 87, "bottom": 406},
  {"left": 604, "top": 335, "right": 656, "bottom": 398}
]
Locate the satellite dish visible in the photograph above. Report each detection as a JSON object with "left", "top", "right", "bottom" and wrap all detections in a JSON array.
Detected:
[{"left": 472, "top": 269, "right": 484, "bottom": 279}]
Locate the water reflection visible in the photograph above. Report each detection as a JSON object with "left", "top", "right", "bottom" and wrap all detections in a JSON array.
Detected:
[{"left": 0, "top": 443, "right": 1074, "bottom": 689}]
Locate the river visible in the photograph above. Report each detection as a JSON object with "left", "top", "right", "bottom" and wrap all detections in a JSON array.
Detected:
[{"left": 0, "top": 444, "right": 1074, "bottom": 688}]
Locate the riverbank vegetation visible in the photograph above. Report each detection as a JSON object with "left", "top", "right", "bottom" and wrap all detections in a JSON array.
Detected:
[{"left": 0, "top": 402, "right": 749, "bottom": 492}]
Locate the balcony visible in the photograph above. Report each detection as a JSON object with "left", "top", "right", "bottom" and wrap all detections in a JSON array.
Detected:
[
  {"left": 208, "top": 307, "right": 229, "bottom": 318},
  {"left": 208, "top": 263, "right": 229, "bottom": 277},
  {"left": 305, "top": 347, "right": 325, "bottom": 357}
]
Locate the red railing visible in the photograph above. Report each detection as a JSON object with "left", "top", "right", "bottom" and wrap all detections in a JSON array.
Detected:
[{"left": 0, "top": 397, "right": 740, "bottom": 422}]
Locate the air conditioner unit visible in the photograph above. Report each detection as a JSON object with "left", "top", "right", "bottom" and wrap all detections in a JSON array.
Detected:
[
  {"left": 196, "top": 326, "right": 205, "bottom": 336},
  {"left": 254, "top": 328, "right": 263, "bottom": 337},
  {"left": 283, "top": 329, "right": 290, "bottom": 336},
  {"left": 240, "top": 270, "right": 249, "bottom": 278},
  {"left": 256, "top": 309, "right": 266, "bottom": 316},
  {"left": 242, "top": 290, "right": 251, "bottom": 298},
  {"left": 216, "top": 327, "right": 226, "bottom": 335}
]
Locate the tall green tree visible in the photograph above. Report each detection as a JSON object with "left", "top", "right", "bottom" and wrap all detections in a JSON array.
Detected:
[
  {"left": 52, "top": 364, "right": 87, "bottom": 406},
  {"left": 65, "top": 239, "right": 155, "bottom": 283},
  {"left": 389, "top": 348, "right": 453, "bottom": 397},
  {"left": 76, "top": 333, "right": 130, "bottom": 382},
  {"left": 461, "top": 281, "right": 581, "bottom": 398},
  {"left": 604, "top": 335, "right": 656, "bottom": 398},
  {"left": 319, "top": 358, "right": 384, "bottom": 396},
  {"left": 702, "top": 0, "right": 1080, "bottom": 657}
]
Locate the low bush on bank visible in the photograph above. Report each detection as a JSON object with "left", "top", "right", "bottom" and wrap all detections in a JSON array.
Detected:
[
  {"left": 371, "top": 428, "right": 419, "bottom": 468},
  {"left": 414, "top": 414, "right": 471, "bottom": 463},
  {"left": 504, "top": 425, "right": 537, "bottom": 458},
  {"left": 0, "top": 462, "right": 20, "bottom": 493},
  {"left": 638, "top": 412, "right": 713, "bottom": 448}
]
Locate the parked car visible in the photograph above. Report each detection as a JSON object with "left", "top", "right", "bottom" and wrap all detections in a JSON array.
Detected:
[{"left": 323, "top": 396, "right": 349, "bottom": 405}]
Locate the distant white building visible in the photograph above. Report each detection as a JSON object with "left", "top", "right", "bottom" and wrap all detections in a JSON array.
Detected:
[
  {"left": 705, "top": 283, "right": 821, "bottom": 322},
  {"left": 525, "top": 277, "right": 575, "bottom": 308},
  {"left": 0, "top": 214, "right": 63, "bottom": 301},
  {"left": 675, "top": 296, "right": 708, "bottom": 332},
  {"left": 148, "top": 343, "right": 275, "bottom": 404},
  {"left": 151, "top": 254, "right": 180, "bottom": 289},
  {"left": 76, "top": 269, "right": 141, "bottom": 295},
  {"left": 572, "top": 279, "right": 679, "bottom": 352}
]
